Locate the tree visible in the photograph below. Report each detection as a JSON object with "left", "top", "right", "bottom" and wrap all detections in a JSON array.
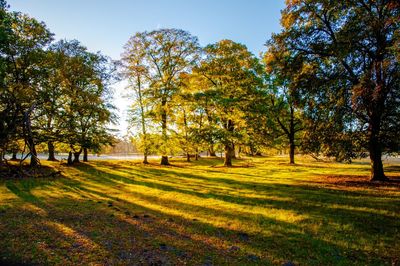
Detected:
[
  {"left": 55, "top": 40, "right": 115, "bottom": 164},
  {"left": 174, "top": 75, "right": 202, "bottom": 162},
  {"left": 122, "top": 29, "right": 200, "bottom": 165},
  {"left": 195, "top": 40, "right": 263, "bottom": 166},
  {"left": 279, "top": 0, "right": 400, "bottom": 180},
  {"left": 1, "top": 9, "right": 53, "bottom": 166},
  {"left": 0, "top": 0, "right": 13, "bottom": 165},
  {"left": 35, "top": 45, "right": 69, "bottom": 161},
  {"left": 121, "top": 41, "right": 151, "bottom": 164},
  {"left": 179, "top": 72, "right": 220, "bottom": 157},
  {"left": 264, "top": 37, "right": 306, "bottom": 164}
]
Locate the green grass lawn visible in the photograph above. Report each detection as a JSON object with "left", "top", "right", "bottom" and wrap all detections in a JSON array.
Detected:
[{"left": 0, "top": 156, "right": 399, "bottom": 265}]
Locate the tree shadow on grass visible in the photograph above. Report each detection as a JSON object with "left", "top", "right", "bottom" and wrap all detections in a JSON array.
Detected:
[
  {"left": 1, "top": 162, "right": 399, "bottom": 265},
  {"left": 73, "top": 162, "right": 400, "bottom": 214},
  {"left": 85, "top": 162, "right": 400, "bottom": 210},
  {"left": 75, "top": 163, "right": 400, "bottom": 262},
  {"left": 0, "top": 179, "right": 378, "bottom": 265}
]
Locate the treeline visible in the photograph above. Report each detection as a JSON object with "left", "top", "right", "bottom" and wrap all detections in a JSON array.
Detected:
[
  {"left": 122, "top": 1, "right": 399, "bottom": 181},
  {"left": 1, "top": 0, "right": 399, "bottom": 182},
  {"left": 0, "top": 0, "right": 115, "bottom": 167}
]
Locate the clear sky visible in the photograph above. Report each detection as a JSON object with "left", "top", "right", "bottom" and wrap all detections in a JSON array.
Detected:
[{"left": 8, "top": 0, "right": 285, "bottom": 135}]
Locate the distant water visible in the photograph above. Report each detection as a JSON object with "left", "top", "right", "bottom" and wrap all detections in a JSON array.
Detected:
[{"left": 5, "top": 153, "right": 160, "bottom": 161}]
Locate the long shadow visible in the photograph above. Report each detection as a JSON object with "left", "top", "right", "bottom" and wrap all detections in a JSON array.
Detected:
[
  {"left": 81, "top": 162, "right": 400, "bottom": 213},
  {"left": 74, "top": 163, "right": 400, "bottom": 240},
  {"left": 57, "top": 175, "right": 400, "bottom": 264},
  {"left": 0, "top": 179, "right": 296, "bottom": 265},
  {"left": 2, "top": 161, "right": 399, "bottom": 265},
  {"left": 8, "top": 179, "right": 378, "bottom": 262}
]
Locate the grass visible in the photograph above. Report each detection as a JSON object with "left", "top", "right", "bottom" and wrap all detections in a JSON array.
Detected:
[{"left": 0, "top": 156, "right": 399, "bottom": 265}]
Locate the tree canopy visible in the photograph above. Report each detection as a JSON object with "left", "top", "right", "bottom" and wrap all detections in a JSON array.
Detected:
[{"left": 0, "top": 2, "right": 116, "bottom": 171}]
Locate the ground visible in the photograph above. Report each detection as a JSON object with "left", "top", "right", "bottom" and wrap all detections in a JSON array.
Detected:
[{"left": 0, "top": 156, "right": 399, "bottom": 265}]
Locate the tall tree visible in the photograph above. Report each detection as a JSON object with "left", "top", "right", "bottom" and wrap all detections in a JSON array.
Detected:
[
  {"left": 35, "top": 46, "right": 68, "bottom": 161},
  {"left": 56, "top": 40, "right": 115, "bottom": 164},
  {"left": 264, "top": 37, "right": 305, "bottom": 164},
  {"left": 122, "top": 29, "right": 200, "bottom": 165},
  {"left": 195, "top": 40, "right": 263, "bottom": 166},
  {"left": 279, "top": 0, "right": 400, "bottom": 180},
  {"left": 121, "top": 40, "right": 152, "bottom": 164},
  {"left": 2, "top": 10, "right": 53, "bottom": 166}
]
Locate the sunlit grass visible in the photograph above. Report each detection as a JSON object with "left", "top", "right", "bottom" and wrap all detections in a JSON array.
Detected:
[{"left": 0, "top": 156, "right": 399, "bottom": 265}]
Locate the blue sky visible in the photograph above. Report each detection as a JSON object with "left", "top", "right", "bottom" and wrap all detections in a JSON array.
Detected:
[
  {"left": 8, "top": 0, "right": 285, "bottom": 135},
  {"left": 8, "top": 0, "right": 284, "bottom": 58}
]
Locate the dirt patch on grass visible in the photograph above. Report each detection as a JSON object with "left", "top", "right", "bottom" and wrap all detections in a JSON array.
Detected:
[
  {"left": 316, "top": 174, "right": 400, "bottom": 190},
  {"left": 0, "top": 164, "right": 62, "bottom": 179}
]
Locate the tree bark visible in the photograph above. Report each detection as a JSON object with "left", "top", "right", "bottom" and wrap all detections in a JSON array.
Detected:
[
  {"left": 47, "top": 141, "right": 57, "bottom": 161},
  {"left": 29, "top": 143, "right": 38, "bottom": 167},
  {"left": 73, "top": 149, "right": 82, "bottom": 163},
  {"left": 186, "top": 153, "right": 191, "bottom": 162},
  {"left": 224, "top": 143, "right": 233, "bottom": 167},
  {"left": 11, "top": 151, "right": 17, "bottom": 160},
  {"left": 0, "top": 151, "right": 3, "bottom": 165},
  {"left": 224, "top": 119, "right": 234, "bottom": 167},
  {"left": 83, "top": 148, "right": 88, "bottom": 162},
  {"left": 368, "top": 115, "right": 387, "bottom": 181},
  {"left": 143, "top": 154, "right": 149, "bottom": 164},
  {"left": 24, "top": 107, "right": 39, "bottom": 167},
  {"left": 289, "top": 141, "right": 295, "bottom": 165},
  {"left": 367, "top": 53, "right": 389, "bottom": 181},
  {"left": 161, "top": 156, "right": 169, "bottom": 165},
  {"left": 209, "top": 146, "right": 216, "bottom": 157},
  {"left": 289, "top": 104, "right": 296, "bottom": 164},
  {"left": 67, "top": 151, "right": 73, "bottom": 165},
  {"left": 160, "top": 99, "right": 169, "bottom": 165}
]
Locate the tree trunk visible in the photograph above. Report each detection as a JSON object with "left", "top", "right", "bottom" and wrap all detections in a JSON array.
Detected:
[
  {"left": 67, "top": 151, "right": 73, "bottom": 165},
  {"left": 230, "top": 144, "right": 236, "bottom": 159},
  {"left": 83, "top": 148, "right": 88, "bottom": 162},
  {"left": 160, "top": 99, "right": 169, "bottom": 165},
  {"left": 29, "top": 143, "right": 39, "bottom": 167},
  {"left": 143, "top": 154, "right": 149, "bottom": 164},
  {"left": 209, "top": 144, "right": 216, "bottom": 157},
  {"left": 224, "top": 119, "right": 234, "bottom": 167},
  {"left": 0, "top": 151, "right": 3, "bottom": 165},
  {"left": 195, "top": 148, "right": 199, "bottom": 161},
  {"left": 24, "top": 107, "right": 39, "bottom": 167},
  {"left": 224, "top": 143, "right": 233, "bottom": 167},
  {"left": 289, "top": 103, "right": 296, "bottom": 164},
  {"left": 289, "top": 141, "right": 295, "bottom": 164},
  {"left": 161, "top": 156, "right": 169, "bottom": 165},
  {"left": 73, "top": 149, "right": 82, "bottom": 163},
  {"left": 369, "top": 116, "right": 387, "bottom": 181},
  {"left": 47, "top": 141, "right": 57, "bottom": 161},
  {"left": 186, "top": 153, "right": 191, "bottom": 162},
  {"left": 138, "top": 76, "right": 149, "bottom": 166},
  {"left": 11, "top": 151, "right": 17, "bottom": 160}
]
